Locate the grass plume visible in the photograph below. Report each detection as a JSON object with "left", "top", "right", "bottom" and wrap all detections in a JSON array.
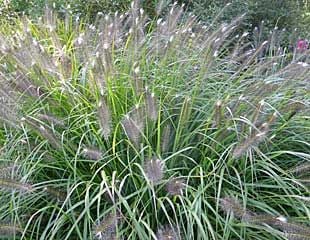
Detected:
[
  {"left": 166, "top": 178, "right": 185, "bottom": 196},
  {"left": 98, "top": 99, "right": 112, "bottom": 140},
  {"left": 156, "top": 225, "right": 181, "bottom": 240},
  {"left": 144, "top": 157, "right": 165, "bottom": 185},
  {"left": 0, "top": 178, "right": 33, "bottom": 193},
  {"left": 82, "top": 147, "right": 103, "bottom": 161},
  {"left": 93, "top": 212, "right": 120, "bottom": 240},
  {"left": 0, "top": 223, "right": 23, "bottom": 237},
  {"left": 121, "top": 105, "right": 145, "bottom": 147}
]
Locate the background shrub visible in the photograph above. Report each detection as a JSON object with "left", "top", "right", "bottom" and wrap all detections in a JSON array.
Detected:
[
  {"left": 186, "top": 0, "right": 310, "bottom": 47},
  {"left": 2, "top": 0, "right": 309, "bottom": 32},
  {"left": 187, "top": 0, "right": 305, "bottom": 29}
]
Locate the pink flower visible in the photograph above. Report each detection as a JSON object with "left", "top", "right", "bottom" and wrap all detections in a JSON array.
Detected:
[{"left": 296, "top": 39, "right": 309, "bottom": 51}]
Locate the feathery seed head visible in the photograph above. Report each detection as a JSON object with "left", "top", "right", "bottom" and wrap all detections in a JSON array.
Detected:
[
  {"left": 98, "top": 99, "right": 112, "bottom": 140},
  {"left": 0, "top": 178, "right": 33, "bottom": 193},
  {"left": 219, "top": 197, "right": 253, "bottom": 220},
  {"left": 144, "top": 157, "right": 164, "bottom": 185},
  {"left": 43, "top": 186, "right": 66, "bottom": 202},
  {"left": 121, "top": 105, "right": 145, "bottom": 146},
  {"left": 166, "top": 178, "right": 185, "bottom": 196},
  {"left": 245, "top": 214, "right": 278, "bottom": 225},
  {"left": 161, "top": 124, "right": 172, "bottom": 153},
  {"left": 36, "top": 124, "right": 62, "bottom": 150},
  {"left": 37, "top": 113, "right": 64, "bottom": 127},
  {"left": 145, "top": 90, "right": 158, "bottom": 121},
  {"left": 214, "top": 100, "right": 223, "bottom": 127},
  {"left": 0, "top": 223, "right": 23, "bottom": 237},
  {"left": 233, "top": 121, "right": 270, "bottom": 159},
  {"left": 274, "top": 220, "right": 310, "bottom": 236},
  {"left": 121, "top": 116, "right": 140, "bottom": 145},
  {"left": 156, "top": 225, "right": 181, "bottom": 240},
  {"left": 0, "top": 164, "right": 20, "bottom": 179},
  {"left": 82, "top": 147, "right": 103, "bottom": 161},
  {"left": 289, "top": 162, "right": 310, "bottom": 176},
  {"left": 94, "top": 212, "right": 120, "bottom": 240},
  {"left": 282, "top": 233, "right": 310, "bottom": 240}
]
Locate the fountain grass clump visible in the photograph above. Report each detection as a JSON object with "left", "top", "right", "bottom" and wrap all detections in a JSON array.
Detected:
[{"left": 0, "top": 1, "right": 309, "bottom": 239}]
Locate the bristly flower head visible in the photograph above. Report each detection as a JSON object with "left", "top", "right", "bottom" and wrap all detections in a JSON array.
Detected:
[
  {"left": 0, "top": 223, "right": 23, "bottom": 238},
  {"left": 0, "top": 178, "right": 33, "bottom": 193},
  {"left": 166, "top": 178, "right": 185, "bottom": 196},
  {"left": 273, "top": 220, "right": 310, "bottom": 236},
  {"left": 0, "top": 164, "right": 20, "bottom": 179},
  {"left": 232, "top": 121, "right": 270, "bottom": 159},
  {"left": 36, "top": 113, "right": 65, "bottom": 127},
  {"left": 43, "top": 186, "right": 66, "bottom": 202},
  {"left": 282, "top": 233, "right": 310, "bottom": 240},
  {"left": 161, "top": 124, "right": 172, "bottom": 153},
  {"left": 156, "top": 225, "right": 181, "bottom": 240},
  {"left": 82, "top": 147, "right": 103, "bottom": 161},
  {"left": 145, "top": 87, "right": 158, "bottom": 121},
  {"left": 0, "top": 161, "right": 32, "bottom": 194},
  {"left": 93, "top": 212, "right": 120, "bottom": 240},
  {"left": 121, "top": 105, "right": 145, "bottom": 147},
  {"left": 289, "top": 162, "right": 310, "bottom": 176},
  {"left": 98, "top": 99, "right": 112, "bottom": 140},
  {"left": 144, "top": 157, "right": 165, "bottom": 185},
  {"left": 219, "top": 197, "right": 254, "bottom": 221}
]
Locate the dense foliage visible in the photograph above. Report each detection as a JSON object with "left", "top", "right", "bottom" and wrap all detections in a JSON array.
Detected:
[
  {"left": 0, "top": 1, "right": 309, "bottom": 240},
  {"left": 2, "top": 0, "right": 310, "bottom": 35}
]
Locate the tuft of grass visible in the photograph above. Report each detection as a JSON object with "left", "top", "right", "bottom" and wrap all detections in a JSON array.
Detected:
[{"left": 0, "top": 1, "right": 309, "bottom": 239}]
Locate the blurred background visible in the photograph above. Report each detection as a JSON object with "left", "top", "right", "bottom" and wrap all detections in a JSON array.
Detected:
[{"left": 1, "top": 0, "right": 309, "bottom": 38}]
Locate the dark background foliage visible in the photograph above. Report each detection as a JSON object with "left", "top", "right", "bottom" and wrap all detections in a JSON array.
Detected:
[
  {"left": 188, "top": 0, "right": 304, "bottom": 29},
  {"left": 2, "top": 0, "right": 309, "bottom": 32}
]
